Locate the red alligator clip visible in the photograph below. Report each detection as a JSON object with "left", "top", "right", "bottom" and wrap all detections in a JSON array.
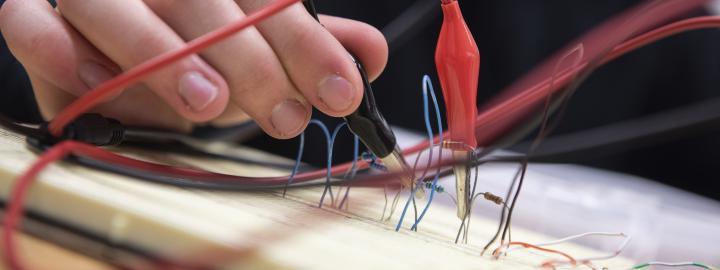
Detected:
[{"left": 435, "top": 0, "right": 480, "bottom": 150}]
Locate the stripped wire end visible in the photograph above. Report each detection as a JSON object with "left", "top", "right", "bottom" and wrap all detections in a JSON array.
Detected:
[{"left": 380, "top": 148, "right": 426, "bottom": 199}]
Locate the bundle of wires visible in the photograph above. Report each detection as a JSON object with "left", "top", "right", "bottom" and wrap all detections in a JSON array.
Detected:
[{"left": 3, "top": 0, "right": 720, "bottom": 268}]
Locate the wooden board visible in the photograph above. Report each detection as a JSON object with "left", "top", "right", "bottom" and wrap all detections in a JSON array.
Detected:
[
  {"left": 0, "top": 128, "right": 633, "bottom": 269},
  {"left": 0, "top": 226, "right": 114, "bottom": 270}
]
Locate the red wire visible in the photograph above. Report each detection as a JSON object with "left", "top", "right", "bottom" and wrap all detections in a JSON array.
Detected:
[
  {"left": 44, "top": 14, "right": 720, "bottom": 186},
  {"left": 42, "top": 0, "right": 711, "bottom": 183},
  {"left": 47, "top": 0, "right": 302, "bottom": 137},
  {"left": 6, "top": 18, "right": 718, "bottom": 269},
  {"left": 0, "top": 137, "right": 419, "bottom": 270},
  {"left": 3, "top": 141, "right": 86, "bottom": 270},
  {"left": 402, "top": 15, "right": 720, "bottom": 156},
  {"left": 8, "top": 0, "right": 719, "bottom": 268}
]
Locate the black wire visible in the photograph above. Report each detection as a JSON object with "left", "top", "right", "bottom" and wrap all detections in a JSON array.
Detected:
[
  {"left": 130, "top": 128, "right": 312, "bottom": 171},
  {"left": 121, "top": 141, "right": 314, "bottom": 171},
  {"left": 480, "top": 161, "right": 523, "bottom": 254},
  {"left": 2, "top": 0, "right": 719, "bottom": 227},
  {"left": 0, "top": 114, "right": 43, "bottom": 140},
  {"left": 512, "top": 97, "right": 720, "bottom": 162},
  {"left": 74, "top": 155, "right": 374, "bottom": 191},
  {"left": 382, "top": 0, "right": 440, "bottom": 53},
  {"left": 499, "top": 159, "right": 527, "bottom": 245}
]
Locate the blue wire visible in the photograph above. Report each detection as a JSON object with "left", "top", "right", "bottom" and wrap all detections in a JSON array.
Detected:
[
  {"left": 317, "top": 121, "right": 351, "bottom": 207},
  {"left": 306, "top": 119, "right": 332, "bottom": 207},
  {"left": 411, "top": 75, "right": 444, "bottom": 230},
  {"left": 338, "top": 135, "right": 360, "bottom": 209},
  {"left": 282, "top": 132, "right": 306, "bottom": 197},
  {"left": 284, "top": 119, "right": 354, "bottom": 208},
  {"left": 343, "top": 135, "right": 361, "bottom": 179},
  {"left": 361, "top": 151, "right": 387, "bottom": 171},
  {"left": 395, "top": 75, "right": 444, "bottom": 231}
]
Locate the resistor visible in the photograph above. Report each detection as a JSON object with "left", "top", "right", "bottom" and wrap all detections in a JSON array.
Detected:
[
  {"left": 361, "top": 151, "right": 387, "bottom": 171},
  {"left": 481, "top": 192, "right": 504, "bottom": 205},
  {"left": 424, "top": 182, "right": 445, "bottom": 193}
]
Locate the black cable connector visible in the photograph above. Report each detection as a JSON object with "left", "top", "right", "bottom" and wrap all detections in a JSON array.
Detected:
[{"left": 38, "top": 114, "right": 125, "bottom": 147}]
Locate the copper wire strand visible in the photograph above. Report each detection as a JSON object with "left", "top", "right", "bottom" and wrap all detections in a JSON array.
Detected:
[
  {"left": 492, "top": 242, "right": 578, "bottom": 268},
  {"left": 381, "top": 185, "right": 389, "bottom": 220}
]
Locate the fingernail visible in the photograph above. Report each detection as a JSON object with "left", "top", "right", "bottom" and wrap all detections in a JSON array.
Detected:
[
  {"left": 78, "top": 62, "right": 115, "bottom": 90},
  {"left": 271, "top": 100, "right": 309, "bottom": 136},
  {"left": 318, "top": 75, "right": 355, "bottom": 112},
  {"left": 178, "top": 71, "right": 218, "bottom": 111}
]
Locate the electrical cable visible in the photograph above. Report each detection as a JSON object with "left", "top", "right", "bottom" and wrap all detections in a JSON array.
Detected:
[
  {"left": 188, "top": 122, "right": 262, "bottom": 142},
  {"left": 477, "top": 9, "right": 720, "bottom": 257},
  {"left": 382, "top": 0, "right": 440, "bottom": 53},
  {"left": 121, "top": 140, "right": 309, "bottom": 171},
  {"left": 3, "top": 141, "right": 118, "bottom": 270},
  {"left": 403, "top": 8, "right": 717, "bottom": 157},
  {"left": 512, "top": 97, "right": 720, "bottom": 162},
  {"left": 410, "top": 75, "right": 444, "bottom": 231},
  {"left": 395, "top": 75, "right": 443, "bottom": 231},
  {"left": 0, "top": 115, "right": 43, "bottom": 140},
  {"left": 33, "top": 6, "right": 720, "bottom": 186},
  {"left": 492, "top": 242, "right": 578, "bottom": 266},
  {"left": 4, "top": 4, "right": 720, "bottom": 269},
  {"left": 320, "top": 121, "right": 351, "bottom": 207},
  {"left": 39, "top": 10, "right": 720, "bottom": 189},
  {"left": 531, "top": 233, "right": 630, "bottom": 269},
  {"left": 629, "top": 261, "right": 717, "bottom": 270},
  {"left": 494, "top": 19, "right": 607, "bottom": 252},
  {"left": 467, "top": 0, "right": 707, "bottom": 147},
  {"left": 337, "top": 134, "right": 360, "bottom": 209},
  {"left": 2, "top": 136, "right": 444, "bottom": 269}
]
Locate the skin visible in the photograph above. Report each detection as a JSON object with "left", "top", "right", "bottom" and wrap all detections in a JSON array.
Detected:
[{"left": 0, "top": 0, "right": 388, "bottom": 139}]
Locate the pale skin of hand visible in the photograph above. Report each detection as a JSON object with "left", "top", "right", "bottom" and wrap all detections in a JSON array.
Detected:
[{"left": 0, "top": 0, "right": 388, "bottom": 139}]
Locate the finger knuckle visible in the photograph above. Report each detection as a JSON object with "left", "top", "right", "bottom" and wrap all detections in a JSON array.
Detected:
[{"left": 233, "top": 58, "right": 288, "bottom": 97}]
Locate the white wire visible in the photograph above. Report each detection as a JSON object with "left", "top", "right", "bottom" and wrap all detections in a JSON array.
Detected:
[
  {"left": 575, "top": 233, "right": 631, "bottom": 262},
  {"left": 503, "top": 231, "right": 630, "bottom": 264},
  {"left": 503, "top": 232, "right": 716, "bottom": 270},
  {"left": 532, "top": 232, "right": 627, "bottom": 247}
]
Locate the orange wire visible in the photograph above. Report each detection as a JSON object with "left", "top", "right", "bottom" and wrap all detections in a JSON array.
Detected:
[{"left": 493, "top": 242, "right": 578, "bottom": 268}]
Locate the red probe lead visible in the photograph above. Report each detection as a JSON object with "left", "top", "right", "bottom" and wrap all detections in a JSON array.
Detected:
[
  {"left": 435, "top": 0, "right": 479, "bottom": 219},
  {"left": 436, "top": 0, "right": 479, "bottom": 149}
]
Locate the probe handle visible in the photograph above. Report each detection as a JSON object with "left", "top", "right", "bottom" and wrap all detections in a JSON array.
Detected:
[
  {"left": 435, "top": 0, "right": 480, "bottom": 149},
  {"left": 301, "top": 0, "right": 397, "bottom": 158},
  {"left": 344, "top": 56, "right": 397, "bottom": 158}
]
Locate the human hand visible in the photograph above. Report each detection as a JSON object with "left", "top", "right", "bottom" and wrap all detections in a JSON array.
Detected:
[{"left": 0, "top": 0, "right": 388, "bottom": 138}]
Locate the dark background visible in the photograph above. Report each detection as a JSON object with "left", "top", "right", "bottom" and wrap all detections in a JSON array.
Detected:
[{"left": 2, "top": 1, "right": 719, "bottom": 199}]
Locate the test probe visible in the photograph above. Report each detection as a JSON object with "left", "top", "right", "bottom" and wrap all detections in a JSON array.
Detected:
[
  {"left": 435, "top": 0, "right": 480, "bottom": 219},
  {"left": 302, "top": 0, "right": 417, "bottom": 193}
]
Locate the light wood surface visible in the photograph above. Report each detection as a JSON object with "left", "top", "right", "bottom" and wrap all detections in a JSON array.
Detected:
[
  {"left": 0, "top": 227, "right": 114, "bottom": 270},
  {"left": 0, "top": 127, "right": 634, "bottom": 269}
]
